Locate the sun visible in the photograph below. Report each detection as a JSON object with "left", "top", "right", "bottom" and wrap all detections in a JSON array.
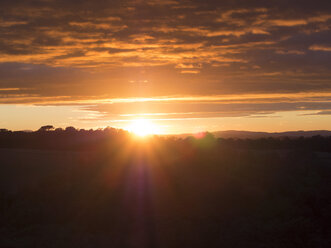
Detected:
[{"left": 126, "top": 119, "right": 161, "bottom": 137}]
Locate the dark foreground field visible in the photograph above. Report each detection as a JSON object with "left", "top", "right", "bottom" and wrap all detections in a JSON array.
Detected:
[{"left": 0, "top": 129, "right": 330, "bottom": 247}]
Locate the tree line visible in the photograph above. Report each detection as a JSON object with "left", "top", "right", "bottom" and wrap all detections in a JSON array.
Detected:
[{"left": 0, "top": 125, "right": 331, "bottom": 152}]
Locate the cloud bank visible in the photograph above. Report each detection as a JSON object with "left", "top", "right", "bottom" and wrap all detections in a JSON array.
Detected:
[{"left": 0, "top": 0, "right": 330, "bottom": 120}]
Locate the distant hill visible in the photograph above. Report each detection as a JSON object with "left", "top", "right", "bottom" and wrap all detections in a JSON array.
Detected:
[
  {"left": 172, "top": 130, "right": 331, "bottom": 139},
  {"left": 213, "top": 130, "right": 331, "bottom": 139}
]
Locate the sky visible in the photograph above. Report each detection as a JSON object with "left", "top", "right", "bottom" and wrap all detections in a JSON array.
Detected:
[{"left": 0, "top": 0, "right": 330, "bottom": 134}]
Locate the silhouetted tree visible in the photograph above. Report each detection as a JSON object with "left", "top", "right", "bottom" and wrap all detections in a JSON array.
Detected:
[
  {"left": 38, "top": 125, "right": 54, "bottom": 132},
  {"left": 65, "top": 126, "right": 77, "bottom": 133}
]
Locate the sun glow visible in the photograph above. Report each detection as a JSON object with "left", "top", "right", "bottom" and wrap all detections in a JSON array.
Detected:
[{"left": 126, "top": 119, "right": 161, "bottom": 137}]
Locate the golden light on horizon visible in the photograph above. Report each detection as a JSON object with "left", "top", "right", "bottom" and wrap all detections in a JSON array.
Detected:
[{"left": 126, "top": 119, "right": 161, "bottom": 137}]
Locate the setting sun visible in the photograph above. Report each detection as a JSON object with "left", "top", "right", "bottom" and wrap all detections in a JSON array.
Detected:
[{"left": 126, "top": 119, "right": 161, "bottom": 137}]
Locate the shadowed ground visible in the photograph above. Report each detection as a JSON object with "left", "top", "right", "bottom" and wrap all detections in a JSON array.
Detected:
[{"left": 0, "top": 134, "right": 330, "bottom": 247}]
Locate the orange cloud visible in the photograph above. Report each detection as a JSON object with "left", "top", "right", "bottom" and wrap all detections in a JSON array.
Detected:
[{"left": 309, "top": 44, "right": 331, "bottom": 52}]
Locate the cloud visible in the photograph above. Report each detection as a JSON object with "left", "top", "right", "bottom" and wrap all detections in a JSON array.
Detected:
[
  {"left": 180, "top": 70, "right": 200, "bottom": 74},
  {"left": 0, "top": 88, "right": 20, "bottom": 91},
  {"left": 268, "top": 19, "right": 307, "bottom": 27},
  {"left": 309, "top": 44, "right": 331, "bottom": 52},
  {"left": 0, "top": 0, "right": 330, "bottom": 106},
  {"left": 301, "top": 110, "right": 331, "bottom": 116},
  {"left": 54, "top": 92, "right": 331, "bottom": 122}
]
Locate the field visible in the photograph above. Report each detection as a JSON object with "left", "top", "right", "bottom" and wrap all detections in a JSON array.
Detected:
[{"left": 0, "top": 130, "right": 330, "bottom": 247}]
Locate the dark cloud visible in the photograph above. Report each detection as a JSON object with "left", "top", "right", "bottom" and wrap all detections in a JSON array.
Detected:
[
  {"left": 301, "top": 110, "right": 331, "bottom": 116},
  {"left": 0, "top": 0, "right": 330, "bottom": 104},
  {"left": 72, "top": 92, "right": 331, "bottom": 121}
]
